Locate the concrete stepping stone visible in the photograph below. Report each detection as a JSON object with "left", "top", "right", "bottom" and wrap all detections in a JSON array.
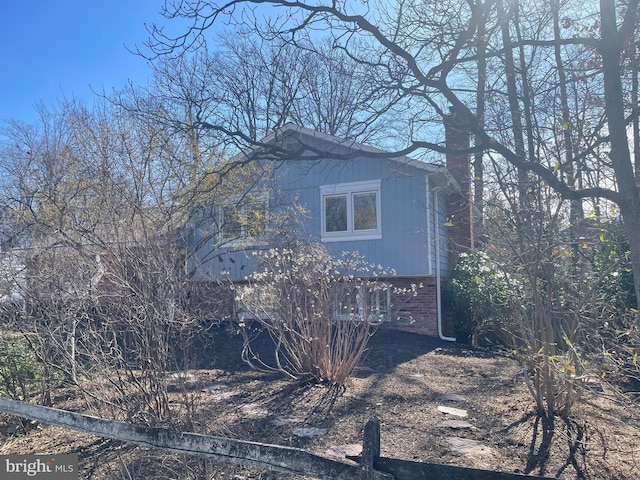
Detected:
[
  {"left": 436, "top": 420, "right": 476, "bottom": 430},
  {"left": 437, "top": 405, "right": 468, "bottom": 417},
  {"left": 293, "top": 427, "right": 327, "bottom": 438},
  {"left": 325, "top": 444, "right": 363, "bottom": 458},
  {"left": 436, "top": 393, "right": 466, "bottom": 402},
  {"left": 209, "top": 390, "right": 242, "bottom": 401},
  {"left": 270, "top": 415, "right": 302, "bottom": 426},
  {"left": 239, "top": 403, "right": 269, "bottom": 418},
  {"left": 447, "top": 436, "right": 493, "bottom": 455}
]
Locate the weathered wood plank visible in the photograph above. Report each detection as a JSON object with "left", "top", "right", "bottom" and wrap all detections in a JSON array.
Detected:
[
  {"left": 0, "top": 397, "right": 392, "bottom": 480},
  {"left": 1, "top": 397, "right": 555, "bottom": 480},
  {"left": 361, "top": 416, "right": 381, "bottom": 480},
  {"left": 348, "top": 455, "right": 556, "bottom": 480}
]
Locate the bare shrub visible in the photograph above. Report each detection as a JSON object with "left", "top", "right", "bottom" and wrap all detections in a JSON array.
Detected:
[
  {"left": 9, "top": 244, "right": 100, "bottom": 405},
  {"left": 0, "top": 102, "right": 227, "bottom": 427},
  {"left": 73, "top": 231, "right": 213, "bottom": 427},
  {"left": 517, "top": 325, "right": 586, "bottom": 419},
  {"left": 234, "top": 238, "right": 403, "bottom": 385}
]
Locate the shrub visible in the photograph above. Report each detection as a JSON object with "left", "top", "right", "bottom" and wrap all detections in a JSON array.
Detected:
[
  {"left": 596, "top": 312, "right": 640, "bottom": 395},
  {"left": 234, "top": 238, "right": 395, "bottom": 385},
  {"left": 447, "top": 251, "right": 522, "bottom": 344},
  {"left": 0, "top": 333, "right": 40, "bottom": 400},
  {"left": 590, "top": 221, "right": 637, "bottom": 317}
]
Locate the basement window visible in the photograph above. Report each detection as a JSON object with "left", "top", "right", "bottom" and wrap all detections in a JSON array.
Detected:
[{"left": 335, "top": 284, "right": 390, "bottom": 323}]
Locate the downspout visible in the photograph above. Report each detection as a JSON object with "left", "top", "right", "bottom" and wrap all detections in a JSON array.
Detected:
[{"left": 434, "top": 190, "right": 456, "bottom": 342}]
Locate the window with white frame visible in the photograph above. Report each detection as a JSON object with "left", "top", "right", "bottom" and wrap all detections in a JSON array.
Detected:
[
  {"left": 219, "top": 195, "right": 268, "bottom": 241},
  {"left": 320, "top": 180, "right": 381, "bottom": 241},
  {"left": 335, "top": 283, "right": 390, "bottom": 322},
  {"left": 234, "top": 283, "right": 278, "bottom": 322}
]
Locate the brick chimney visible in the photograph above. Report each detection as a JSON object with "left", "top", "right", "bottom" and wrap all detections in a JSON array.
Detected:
[{"left": 444, "top": 107, "right": 474, "bottom": 261}]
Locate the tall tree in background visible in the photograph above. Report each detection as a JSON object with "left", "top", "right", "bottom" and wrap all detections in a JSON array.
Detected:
[
  {"left": 145, "top": 0, "right": 640, "bottom": 311},
  {"left": 0, "top": 99, "right": 221, "bottom": 420},
  {"left": 134, "top": 28, "right": 394, "bottom": 149}
]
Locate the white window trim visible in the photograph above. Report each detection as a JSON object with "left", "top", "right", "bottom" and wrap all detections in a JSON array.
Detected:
[
  {"left": 320, "top": 179, "right": 382, "bottom": 242},
  {"left": 234, "top": 284, "right": 278, "bottom": 322},
  {"left": 335, "top": 285, "right": 391, "bottom": 323},
  {"left": 219, "top": 193, "right": 269, "bottom": 247}
]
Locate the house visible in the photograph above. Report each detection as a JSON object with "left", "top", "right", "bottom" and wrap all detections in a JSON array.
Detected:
[
  {"left": 186, "top": 119, "right": 473, "bottom": 339},
  {"left": 0, "top": 249, "right": 26, "bottom": 317}
]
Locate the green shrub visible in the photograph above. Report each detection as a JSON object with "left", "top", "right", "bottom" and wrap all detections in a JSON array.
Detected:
[
  {"left": 590, "top": 221, "right": 637, "bottom": 316},
  {"left": 0, "top": 333, "right": 40, "bottom": 400},
  {"left": 447, "top": 251, "right": 522, "bottom": 344}
]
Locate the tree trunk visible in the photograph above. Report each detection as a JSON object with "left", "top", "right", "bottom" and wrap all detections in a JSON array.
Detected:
[
  {"left": 65, "top": 315, "right": 77, "bottom": 384},
  {"left": 619, "top": 201, "right": 640, "bottom": 311},
  {"left": 600, "top": 0, "right": 640, "bottom": 310}
]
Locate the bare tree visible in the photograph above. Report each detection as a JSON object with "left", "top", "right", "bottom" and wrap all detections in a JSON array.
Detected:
[
  {"left": 207, "top": 34, "right": 307, "bottom": 141},
  {"left": 287, "top": 38, "right": 394, "bottom": 144},
  {"left": 0, "top": 99, "right": 221, "bottom": 425},
  {"left": 145, "top": 0, "right": 640, "bottom": 312}
]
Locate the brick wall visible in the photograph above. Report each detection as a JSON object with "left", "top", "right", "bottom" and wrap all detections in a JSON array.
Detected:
[
  {"left": 444, "top": 108, "right": 474, "bottom": 263},
  {"left": 188, "top": 275, "right": 441, "bottom": 337},
  {"left": 186, "top": 280, "right": 235, "bottom": 322},
  {"left": 384, "top": 276, "right": 439, "bottom": 337}
]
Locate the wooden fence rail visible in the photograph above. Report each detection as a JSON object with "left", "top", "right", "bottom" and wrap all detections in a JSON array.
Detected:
[{"left": 0, "top": 397, "right": 555, "bottom": 480}]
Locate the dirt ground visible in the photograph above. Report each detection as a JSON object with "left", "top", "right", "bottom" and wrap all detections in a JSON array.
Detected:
[{"left": 1, "top": 328, "right": 640, "bottom": 479}]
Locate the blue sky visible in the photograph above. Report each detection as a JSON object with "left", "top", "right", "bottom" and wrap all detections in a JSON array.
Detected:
[{"left": 0, "top": 1, "right": 168, "bottom": 124}]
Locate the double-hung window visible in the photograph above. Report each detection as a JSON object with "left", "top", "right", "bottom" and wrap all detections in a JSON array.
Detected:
[
  {"left": 320, "top": 180, "right": 381, "bottom": 241},
  {"left": 220, "top": 195, "right": 268, "bottom": 242}
]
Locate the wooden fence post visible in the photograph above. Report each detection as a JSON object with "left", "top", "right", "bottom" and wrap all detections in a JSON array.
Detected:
[{"left": 361, "top": 416, "right": 381, "bottom": 480}]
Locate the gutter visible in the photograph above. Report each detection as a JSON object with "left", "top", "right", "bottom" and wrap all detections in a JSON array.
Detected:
[{"left": 434, "top": 190, "right": 456, "bottom": 342}]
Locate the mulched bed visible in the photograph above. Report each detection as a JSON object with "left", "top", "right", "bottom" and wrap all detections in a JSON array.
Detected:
[{"left": 1, "top": 327, "right": 639, "bottom": 479}]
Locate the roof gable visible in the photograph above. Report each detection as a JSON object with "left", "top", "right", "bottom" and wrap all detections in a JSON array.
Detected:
[{"left": 237, "top": 124, "right": 459, "bottom": 192}]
